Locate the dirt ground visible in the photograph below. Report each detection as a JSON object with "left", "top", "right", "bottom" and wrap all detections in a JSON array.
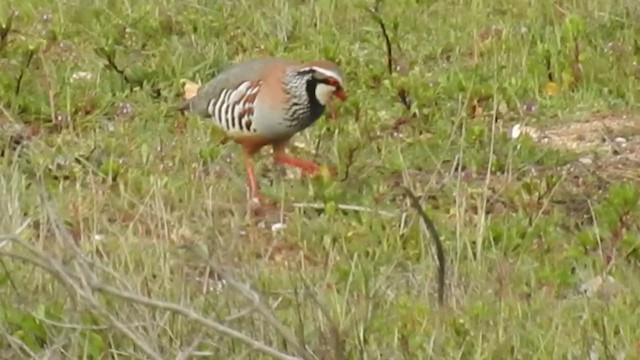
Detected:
[{"left": 510, "top": 112, "right": 640, "bottom": 182}]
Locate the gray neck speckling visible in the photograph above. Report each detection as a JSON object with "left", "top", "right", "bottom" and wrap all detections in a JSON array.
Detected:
[{"left": 281, "top": 69, "right": 326, "bottom": 131}]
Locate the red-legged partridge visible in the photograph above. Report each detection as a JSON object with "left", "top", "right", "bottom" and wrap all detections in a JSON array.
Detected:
[{"left": 180, "top": 57, "right": 346, "bottom": 202}]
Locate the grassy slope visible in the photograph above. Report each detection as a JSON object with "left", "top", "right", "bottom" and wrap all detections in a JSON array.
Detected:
[{"left": 1, "top": 0, "right": 640, "bottom": 358}]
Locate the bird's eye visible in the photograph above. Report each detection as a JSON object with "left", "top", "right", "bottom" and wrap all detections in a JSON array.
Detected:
[{"left": 324, "top": 77, "right": 340, "bottom": 87}]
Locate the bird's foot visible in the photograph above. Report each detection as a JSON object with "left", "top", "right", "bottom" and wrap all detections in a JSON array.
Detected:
[
  {"left": 301, "top": 163, "right": 338, "bottom": 179},
  {"left": 275, "top": 155, "right": 319, "bottom": 175},
  {"left": 298, "top": 162, "right": 321, "bottom": 176},
  {"left": 247, "top": 193, "right": 279, "bottom": 215},
  {"left": 273, "top": 154, "right": 337, "bottom": 179}
]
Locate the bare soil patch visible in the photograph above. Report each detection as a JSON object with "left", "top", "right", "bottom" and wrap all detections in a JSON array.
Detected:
[{"left": 513, "top": 112, "right": 640, "bottom": 181}]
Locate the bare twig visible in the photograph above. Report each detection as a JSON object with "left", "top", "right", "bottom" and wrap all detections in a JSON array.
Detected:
[
  {"left": 366, "top": 6, "right": 413, "bottom": 113},
  {"left": 92, "top": 282, "right": 302, "bottom": 360},
  {"left": 397, "top": 88, "right": 412, "bottom": 111},
  {"left": 30, "top": 314, "right": 110, "bottom": 331},
  {"left": 300, "top": 279, "right": 346, "bottom": 360},
  {"left": 95, "top": 47, "right": 136, "bottom": 86},
  {"left": 366, "top": 7, "right": 393, "bottom": 75},
  {"left": 571, "top": 38, "right": 582, "bottom": 88},
  {"left": 94, "top": 47, "right": 161, "bottom": 98},
  {"left": 41, "top": 189, "right": 304, "bottom": 359},
  {"left": 15, "top": 48, "right": 36, "bottom": 96},
  {"left": 224, "top": 305, "right": 257, "bottom": 322},
  {"left": 180, "top": 245, "right": 317, "bottom": 360},
  {"left": 0, "top": 11, "right": 15, "bottom": 54},
  {"left": 0, "top": 237, "right": 302, "bottom": 360},
  {"left": 544, "top": 48, "right": 554, "bottom": 82},
  {"left": 0, "top": 189, "right": 368, "bottom": 359},
  {"left": 292, "top": 202, "right": 397, "bottom": 217},
  {"left": 400, "top": 186, "right": 446, "bottom": 306},
  {"left": 338, "top": 104, "right": 362, "bottom": 182},
  {"left": 176, "top": 330, "right": 206, "bottom": 360},
  {"left": 338, "top": 145, "right": 360, "bottom": 182},
  {"left": 600, "top": 317, "right": 613, "bottom": 360},
  {"left": 217, "top": 275, "right": 316, "bottom": 359},
  {"left": 0, "top": 325, "right": 38, "bottom": 358},
  {"left": 0, "top": 246, "right": 164, "bottom": 360}
]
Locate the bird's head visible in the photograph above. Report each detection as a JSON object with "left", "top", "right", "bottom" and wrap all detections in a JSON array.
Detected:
[{"left": 297, "top": 61, "right": 346, "bottom": 106}]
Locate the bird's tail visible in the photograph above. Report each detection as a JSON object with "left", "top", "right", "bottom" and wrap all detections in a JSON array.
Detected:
[{"left": 177, "top": 79, "right": 201, "bottom": 114}]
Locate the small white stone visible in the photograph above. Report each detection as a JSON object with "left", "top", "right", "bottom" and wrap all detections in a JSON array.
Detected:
[
  {"left": 271, "top": 222, "right": 286, "bottom": 232},
  {"left": 509, "top": 124, "right": 523, "bottom": 139},
  {"left": 579, "top": 275, "right": 616, "bottom": 297},
  {"left": 578, "top": 156, "right": 593, "bottom": 165},
  {"left": 509, "top": 124, "right": 541, "bottom": 140},
  {"left": 70, "top": 71, "right": 93, "bottom": 82}
]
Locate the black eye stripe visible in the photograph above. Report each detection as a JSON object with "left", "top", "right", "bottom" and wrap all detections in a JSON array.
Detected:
[{"left": 316, "top": 77, "right": 341, "bottom": 87}]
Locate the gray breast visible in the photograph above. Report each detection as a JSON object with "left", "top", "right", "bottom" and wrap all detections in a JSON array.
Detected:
[{"left": 281, "top": 73, "right": 326, "bottom": 132}]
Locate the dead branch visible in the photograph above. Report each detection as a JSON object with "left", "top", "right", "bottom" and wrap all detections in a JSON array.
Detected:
[
  {"left": 338, "top": 145, "right": 360, "bottom": 182},
  {"left": 94, "top": 47, "right": 161, "bottom": 98},
  {"left": 544, "top": 48, "right": 554, "bottom": 83},
  {"left": 0, "top": 187, "right": 310, "bottom": 360},
  {"left": 367, "top": 5, "right": 413, "bottom": 113},
  {"left": 571, "top": 38, "right": 582, "bottom": 88},
  {"left": 397, "top": 88, "right": 412, "bottom": 110},
  {"left": 366, "top": 7, "right": 393, "bottom": 75},
  {"left": 181, "top": 244, "right": 317, "bottom": 360},
  {"left": 0, "top": 241, "right": 164, "bottom": 360},
  {"left": 337, "top": 104, "right": 361, "bottom": 182},
  {"left": 0, "top": 11, "right": 15, "bottom": 54},
  {"left": 299, "top": 279, "right": 346, "bottom": 360},
  {"left": 15, "top": 48, "right": 36, "bottom": 96},
  {"left": 0, "top": 326, "right": 37, "bottom": 358},
  {"left": 400, "top": 186, "right": 446, "bottom": 306},
  {"left": 292, "top": 202, "right": 397, "bottom": 217},
  {"left": 92, "top": 282, "right": 302, "bottom": 360},
  {"left": 95, "top": 47, "right": 136, "bottom": 86},
  {"left": 0, "top": 232, "right": 303, "bottom": 360}
]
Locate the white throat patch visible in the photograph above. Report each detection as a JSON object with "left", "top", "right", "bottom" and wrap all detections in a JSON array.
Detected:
[
  {"left": 307, "top": 67, "right": 343, "bottom": 105},
  {"left": 314, "top": 83, "right": 337, "bottom": 105}
]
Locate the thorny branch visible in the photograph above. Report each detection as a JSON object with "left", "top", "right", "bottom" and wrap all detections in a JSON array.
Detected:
[
  {"left": 0, "top": 11, "right": 15, "bottom": 54},
  {"left": 339, "top": 145, "right": 360, "bottom": 182},
  {"left": 94, "top": 47, "right": 161, "bottom": 98},
  {"left": 338, "top": 104, "right": 362, "bottom": 182},
  {"left": 544, "top": 49, "right": 554, "bottom": 83},
  {"left": 299, "top": 278, "right": 346, "bottom": 360},
  {"left": 181, "top": 244, "right": 318, "bottom": 360},
  {"left": 367, "top": 4, "right": 413, "bottom": 111},
  {"left": 15, "top": 48, "right": 36, "bottom": 96},
  {"left": 0, "top": 190, "right": 307, "bottom": 360},
  {"left": 291, "top": 202, "right": 396, "bottom": 217},
  {"left": 312, "top": 104, "right": 361, "bottom": 183},
  {"left": 400, "top": 186, "right": 446, "bottom": 306},
  {"left": 95, "top": 47, "right": 136, "bottom": 85},
  {"left": 571, "top": 38, "right": 582, "bottom": 88},
  {"left": 366, "top": 7, "right": 393, "bottom": 75}
]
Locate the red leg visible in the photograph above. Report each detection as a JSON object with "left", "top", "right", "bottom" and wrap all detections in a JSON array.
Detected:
[
  {"left": 243, "top": 152, "right": 260, "bottom": 201},
  {"left": 272, "top": 142, "right": 320, "bottom": 175},
  {"left": 274, "top": 154, "right": 321, "bottom": 175}
]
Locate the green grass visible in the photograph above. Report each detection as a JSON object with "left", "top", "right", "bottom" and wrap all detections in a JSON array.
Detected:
[{"left": 1, "top": 0, "right": 640, "bottom": 358}]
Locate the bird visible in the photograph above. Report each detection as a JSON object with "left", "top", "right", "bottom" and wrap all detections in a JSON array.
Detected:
[{"left": 179, "top": 57, "right": 346, "bottom": 204}]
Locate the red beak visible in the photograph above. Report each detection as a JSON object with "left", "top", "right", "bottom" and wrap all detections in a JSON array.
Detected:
[{"left": 334, "top": 88, "right": 346, "bottom": 101}]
